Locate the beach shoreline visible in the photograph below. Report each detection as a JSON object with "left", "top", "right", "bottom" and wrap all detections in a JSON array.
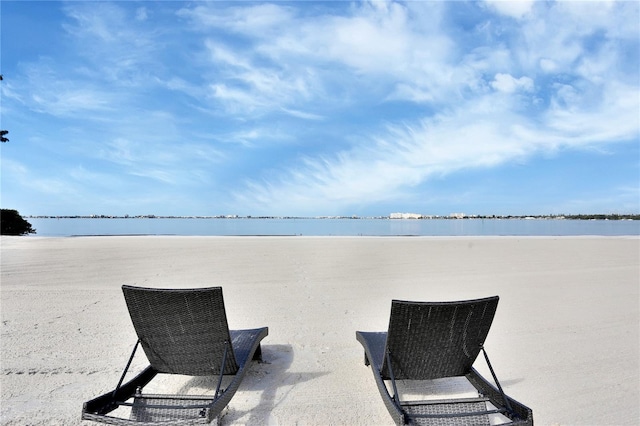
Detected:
[{"left": 2, "top": 236, "right": 638, "bottom": 425}]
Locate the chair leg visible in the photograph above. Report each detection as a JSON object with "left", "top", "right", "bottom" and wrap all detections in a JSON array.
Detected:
[
  {"left": 384, "top": 349, "right": 409, "bottom": 424},
  {"left": 480, "top": 346, "right": 515, "bottom": 417},
  {"left": 385, "top": 350, "right": 401, "bottom": 406},
  {"left": 215, "top": 342, "right": 230, "bottom": 399},
  {"left": 113, "top": 340, "right": 141, "bottom": 398}
]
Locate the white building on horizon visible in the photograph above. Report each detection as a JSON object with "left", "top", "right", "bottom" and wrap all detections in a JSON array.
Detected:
[{"left": 390, "top": 212, "right": 423, "bottom": 219}]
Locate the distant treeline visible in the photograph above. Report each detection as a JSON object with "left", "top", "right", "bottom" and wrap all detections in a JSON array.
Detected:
[
  {"left": 458, "top": 214, "right": 639, "bottom": 220},
  {"left": 557, "top": 214, "right": 639, "bottom": 220},
  {"left": 470, "top": 214, "right": 639, "bottom": 220},
  {"left": 25, "top": 214, "right": 640, "bottom": 220}
]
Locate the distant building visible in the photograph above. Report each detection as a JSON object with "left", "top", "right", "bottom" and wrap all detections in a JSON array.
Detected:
[
  {"left": 390, "top": 212, "right": 423, "bottom": 219},
  {"left": 450, "top": 213, "right": 465, "bottom": 219}
]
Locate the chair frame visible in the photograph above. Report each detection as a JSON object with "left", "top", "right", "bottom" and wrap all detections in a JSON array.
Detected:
[
  {"left": 82, "top": 286, "right": 268, "bottom": 425},
  {"left": 356, "top": 296, "right": 533, "bottom": 425}
]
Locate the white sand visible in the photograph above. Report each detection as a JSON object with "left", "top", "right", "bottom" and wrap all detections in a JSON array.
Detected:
[{"left": 1, "top": 236, "right": 638, "bottom": 425}]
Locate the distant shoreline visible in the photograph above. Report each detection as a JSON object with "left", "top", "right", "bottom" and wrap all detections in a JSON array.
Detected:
[{"left": 25, "top": 214, "right": 640, "bottom": 220}]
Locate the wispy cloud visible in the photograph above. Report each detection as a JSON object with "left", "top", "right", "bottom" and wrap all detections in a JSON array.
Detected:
[
  {"left": 20, "top": 60, "right": 117, "bottom": 117},
  {"left": 61, "top": 2, "right": 164, "bottom": 85},
  {"left": 484, "top": 0, "right": 535, "bottom": 19},
  {"left": 2, "top": 1, "right": 638, "bottom": 216},
  {"left": 224, "top": 1, "right": 639, "bottom": 215}
]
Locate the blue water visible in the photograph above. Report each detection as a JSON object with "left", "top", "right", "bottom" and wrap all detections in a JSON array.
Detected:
[{"left": 25, "top": 218, "right": 640, "bottom": 237}]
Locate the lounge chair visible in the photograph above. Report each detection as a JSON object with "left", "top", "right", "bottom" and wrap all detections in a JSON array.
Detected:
[
  {"left": 82, "top": 285, "right": 268, "bottom": 425},
  {"left": 356, "top": 296, "right": 533, "bottom": 425}
]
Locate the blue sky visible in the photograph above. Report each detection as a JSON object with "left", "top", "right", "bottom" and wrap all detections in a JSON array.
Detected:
[{"left": 1, "top": 1, "right": 638, "bottom": 217}]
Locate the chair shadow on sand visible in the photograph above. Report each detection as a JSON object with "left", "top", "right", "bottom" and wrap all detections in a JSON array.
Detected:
[{"left": 172, "top": 344, "right": 327, "bottom": 425}]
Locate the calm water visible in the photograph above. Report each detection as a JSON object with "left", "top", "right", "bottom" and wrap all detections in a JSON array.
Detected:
[{"left": 25, "top": 218, "right": 640, "bottom": 237}]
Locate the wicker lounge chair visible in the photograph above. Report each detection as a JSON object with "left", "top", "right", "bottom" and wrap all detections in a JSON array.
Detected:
[
  {"left": 82, "top": 285, "right": 268, "bottom": 425},
  {"left": 356, "top": 296, "right": 533, "bottom": 425}
]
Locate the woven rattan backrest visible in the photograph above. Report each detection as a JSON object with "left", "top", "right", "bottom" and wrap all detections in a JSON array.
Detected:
[
  {"left": 381, "top": 296, "right": 499, "bottom": 380},
  {"left": 122, "top": 286, "right": 239, "bottom": 376}
]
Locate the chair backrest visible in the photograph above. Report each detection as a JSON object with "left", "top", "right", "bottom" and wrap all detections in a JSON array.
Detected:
[
  {"left": 122, "top": 285, "right": 239, "bottom": 376},
  {"left": 381, "top": 296, "right": 499, "bottom": 380}
]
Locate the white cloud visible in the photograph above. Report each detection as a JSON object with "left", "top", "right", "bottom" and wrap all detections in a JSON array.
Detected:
[
  {"left": 484, "top": 0, "right": 535, "bottom": 19},
  {"left": 545, "top": 81, "right": 639, "bottom": 143},
  {"left": 539, "top": 58, "right": 558, "bottom": 73},
  {"left": 206, "top": 42, "right": 251, "bottom": 70},
  {"left": 21, "top": 61, "right": 117, "bottom": 117},
  {"left": 178, "top": 3, "right": 294, "bottom": 36},
  {"left": 281, "top": 108, "right": 324, "bottom": 121},
  {"left": 490, "top": 73, "right": 534, "bottom": 93},
  {"left": 61, "top": 3, "right": 164, "bottom": 87},
  {"left": 324, "top": 5, "right": 412, "bottom": 73},
  {"left": 209, "top": 84, "right": 262, "bottom": 112},
  {"left": 187, "top": 2, "right": 458, "bottom": 112}
]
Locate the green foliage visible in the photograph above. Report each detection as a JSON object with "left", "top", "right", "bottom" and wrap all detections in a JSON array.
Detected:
[{"left": 1, "top": 209, "right": 36, "bottom": 235}]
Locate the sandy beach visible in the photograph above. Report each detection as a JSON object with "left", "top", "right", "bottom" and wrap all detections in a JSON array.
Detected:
[{"left": 1, "top": 236, "right": 638, "bottom": 425}]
